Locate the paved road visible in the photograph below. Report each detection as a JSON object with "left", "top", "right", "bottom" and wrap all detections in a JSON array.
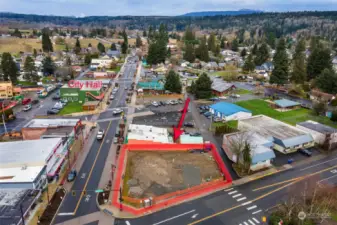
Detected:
[
  {"left": 115, "top": 152, "right": 337, "bottom": 225},
  {"left": 53, "top": 57, "right": 138, "bottom": 224}
]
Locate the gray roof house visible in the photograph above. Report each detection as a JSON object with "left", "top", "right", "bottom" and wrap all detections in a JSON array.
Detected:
[{"left": 106, "top": 50, "right": 121, "bottom": 59}]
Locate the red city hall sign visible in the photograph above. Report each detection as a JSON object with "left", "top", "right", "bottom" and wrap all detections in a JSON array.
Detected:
[{"left": 68, "top": 80, "right": 102, "bottom": 89}]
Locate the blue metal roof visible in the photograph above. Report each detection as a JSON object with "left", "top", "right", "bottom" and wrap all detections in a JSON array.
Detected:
[
  {"left": 210, "top": 102, "right": 251, "bottom": 116},
  {"left": 274, "top": 99, "right": 300, "bottom": 108},
  {"left": 252, "top": 147, "right": 276, "bottom": 164},
  {"left": 273, "top": 134, "right": 313, "bottom": 148}
]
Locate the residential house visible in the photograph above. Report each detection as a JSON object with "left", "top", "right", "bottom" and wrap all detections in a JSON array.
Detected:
[
  {"left": 310, "top": 89, "right": 335, "bottom": 103},
  {"left": 261, "top": 62, "right": 274, "bottom": 72},
  {"left": 238, "top": 115, "right": 314, "bottom": 154},
  {"left": 222, "top": 132, "right": 276, "bottom": 171},
  {"left": 91, "top": 56, "right": 113, "bottom": 70},
  {"left": 209, "top": 102, "right": 252, "bottom": 121},
  {"left": 211, "top": 79, "right": 236, "bottom": 96},
  {"left": 296, "top": 120, "right": 337, "bottom": 150},
  {"left": 205, "top": 62, "right": 219, "bottom": 70},
  {"left": 271, "top": 99, "right": 301, "bottom": 112},
  {"left": 106, "top": 50, "right": 121, "bottom": 59}
]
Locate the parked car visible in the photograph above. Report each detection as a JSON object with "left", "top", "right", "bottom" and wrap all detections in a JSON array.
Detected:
[
  {"left": 113, "top": 134, "right": 119, "bottom": 144},
  {"left": 47, "top": 109, "right": 59, "bottom": 115},
  {"left": 22, "top": 98, "right": 31, "bottom": 105},
  {"left": 178, "top": 99, "right": 183, "bottom": 104},
  {"left": 52, "top": 96, "right": 61, "bottom": 100},
  {"left": 23, "top": 104, "right": 32, "bottom": 111},
  {"left": 299, "top": 148, "right": 312, "bottom": 157},
  {"left": 110, "top": 95, "right": 115, "bottom": 100},
  {"left": 219, "top": 96, "right": 227, "bottom": 100},
  {"left": 151, "top": 101, "right": 159, "bottom": 107},
  {"left": 183, "top": 122, "right": 194, "bottom": 128},
  {"left": 213, "top": 117, "right": 223, "bottom": 122},
  {"left": 209, "top": 97, "right": 219, "bottom": 101},
  {"left": 112, "top": 108, "right": 123, "bottom": 115},
  {"left": 97, "top": 129, "right": 105, "bottom": 140},
  {"left": 31, "top": 99, "right": 39, "bottom": 105},
  {"left": 204, "top": 112, "right": 212, "bottom": 117},
  {"left": 190, "top": 132, "right": 201, "bottom": 136},
  {"left": 160, "top": 101, "right": 165, "bottom": 106},
  {"left": 199, "top": 109, "right": 206, "bottom": 114},
  {"left": 231, "top": 94, "right": 241, "bottom": 98},
  {"left": 67, "top": 170, "right": 77, "bottom": 182},
  {"left": 53, "top": 102, "right": 63, "bottom": 110}
]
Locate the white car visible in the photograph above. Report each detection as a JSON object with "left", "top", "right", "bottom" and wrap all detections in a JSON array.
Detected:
[
  {"left": 23, "top": 104, "right": 32, "bottom": 111},
  {"left": 112, "top": 108, "right": 123, "bottom": 115},
  {"left": 110, "top": 95, "right": 115, "bottom": 100},
  {"left": 219, "top": 96, "right": 227, "bottom": 100},
  {"left": 96, "top": 129, "right": 105, "bottom": 140},
  {"left": 231, "top": 94, "right": 241, "bottom": 98},
  {"left": 113, "top": 136, "right": 119, "bottom": 144},
  {"left": 151, "top": 101, "right": 159, "bottom": 107}
]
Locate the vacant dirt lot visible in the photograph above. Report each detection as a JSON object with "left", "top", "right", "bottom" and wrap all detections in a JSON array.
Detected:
[{"left": 125, "top": 151, "right": 221, "bottom": 198}]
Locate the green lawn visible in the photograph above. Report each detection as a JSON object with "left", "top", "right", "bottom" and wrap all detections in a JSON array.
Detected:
[
  {"left": 17, "top": 80, "right": 37, "bottom": 86},
  {"left": 58, "top": 102, "right": 83, "bottom": 115},
  {"left": 234, "top": 89, "right": 252, "bottom": 95},
  {"left": 108, "top": 65, "right": 121, "bottom": 73},
  {"left": 236, "top": 99, "right": 337, "bottom": 128}
]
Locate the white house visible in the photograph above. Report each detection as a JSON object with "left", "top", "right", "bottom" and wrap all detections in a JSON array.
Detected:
[
  {"left": 91, "top": 56, "right": 113, "bottom": 69},
  {"left": 209, "top": 102, "right": 252, "bottom": 121},
  {"left": 222, "top": 132, "right": 276, "bottom": 171}
]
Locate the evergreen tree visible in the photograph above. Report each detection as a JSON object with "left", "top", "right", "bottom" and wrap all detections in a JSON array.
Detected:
[
  {"left": 143, "top": 30, "right": 147, "bottom": 37},
  {"left": 42, "top": 56, "right": 55, "bottom": 75},
  {"left": 84, "top": 54, "right": 91, "bottom": 65},
  {"left": 214, "top": 44, "right": 221, "bottom": 56},
  {"left": 307, "top": 45, "right": 332, "bottom": 80},
  {"left": 266, "top": 32, "right": 276, "bottom": 49},
  {"left": 74, "top": 38, "right": 81, "bottom": 54},
  {"left": 184, "top": 26, "right": 195, "bottom": 44},
  {"left": 316, "top": 69, "right": 337, "bottom": 94},
  {"left": 291, "top": 39, "right": 306, "bottom": 83},
  {"left": 189, "top": 80, "right": 196, "bottom": 94},
  {"left": 309, "top": 36, "right": 320, "bottom": 52},
  {"left": 195, "top": 73, "right": 212, "bottom": 99},
  {"left": 23, "top": 56, "right": 38, "bottom": 82},
  {"left": 254, "top": 43, "right": 269, "bottom": 65},
  {"left": 42, "top": 32, "right": 53, "bottom": 52},
  {"left": 1, "top": 52, "right": 18, "bottom": 83},
  {"left": 110, "top": 43, "right": 117, "bottom": 50},
  {"left": 88, "top": 43, "right": 92, "bottom": 48},
  {"left": 167, "top": 47, "right": 171, "bottom": 58},
  {"left": 240, "top": 48, "right": 247, "bottom": 58},
  {"left": 97, "top": 42, "right": 105, "bottom": 53},
  {"left": 208, "top": 32, "right": 216, "bottom": 52},
  {"left": 12, "top": 28, "right": 22, "bottom": 38},
  {"left": 231, "top": 39, "right": 239, "bottom": 52},
  {"left": 148, "top": 26, "right": 154, "bottom": 40},
  {"left": 251, "top": 44, "right": 258, "bottom": 55},
  {"left": 270, "top": 38, "right": 289, "bottom": 85},
  {"left": 164, "top": 70, "right": 182, "bottom": 93},
  {"left": 121, "top": 30, "right": 128, "bottom": 54},
  {"left": 220, "top": 38, "right": 225, "bottom": 49},
  {"left": 243, "top": 54, "right": 255, "bottom": 73},
  {"left": 65, "top": 57, "right": 71, "bottom": 66},
  {"left": 146, "top": 24, "right": 169, "bottom": 64},
  {"left": 33, "top": 49, "right": 37, "bottom": 58},
  {"left": 136, "top": 34, "right": 142, "bottom": 48},
  {"left": 196, "top": 36, "right": 209, "bottom": 62},
  {"left": 184, "top": 44, "right": 195, "bottom": 62},
  {"left": 146, "top": 43, "right": 157, "bottom": 65},
  {"left": 65, "top": 44, "right": 69, "bottom": 53}
]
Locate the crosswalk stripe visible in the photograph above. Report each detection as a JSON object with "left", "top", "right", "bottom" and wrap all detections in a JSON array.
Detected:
[
  {"left": 247, "top": 205, "right": 257, "bottom": 210},
  {"left": 237, "top": 197, "right": 247, "bottom": 202},
  {"left": 232, "top": 194, "right": 242, "bottom": 198},
  {"left": 253, "top": 218, "right": 260, "bottom": 223},
  {"left": 228, "top": 191, "right": 238, "bottom": 195},
  {"left": 244, "top": 222, "right": 249, "bottom": 225},
  {"left": 248, "top": 220, "right": 255, "bottom": 225},
  {"left": 252, "top": 210, "right": 262, "bottom": 215},
  {"left": 224, "top": 188, "right": 234, "bottom": 192},
  {"left": 241, "top": 201, "right": 252, "bottom": 206}
]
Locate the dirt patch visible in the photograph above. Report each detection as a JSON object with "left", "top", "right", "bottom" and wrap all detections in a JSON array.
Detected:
[
  {"left": 124, "top": 151, "right": 221, "bottom": 198},
  {"left": 38, "top": 188, "right": 65, "bottom": 225}
]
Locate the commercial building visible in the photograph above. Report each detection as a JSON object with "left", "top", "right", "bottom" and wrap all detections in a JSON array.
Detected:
[
  {"left": 0, "top": 81, "right": 21, "bottom": 99},
  {"left": 127, "top": 124, "right": 172, "bottom": 144},
  {"left": 222, "top": 132, "right": 276, "bottom": 171},
  {"left": 238, "top": 115, "right": 314, "bottom": 154},
  {"left": 0, "top": 138, "right": 64, "bottom": 189},
  {"left": 296, "top": 120, "right": 337, "bottom": 150},
  {"left": 59, "top": 80, "right": 110, "bottom": 103},
  {"left": 90, "top": 56, "right": 113, "bottom": 70},
  {"left": 137, "top": 81, "right": 165, "bottom": 94},
  {"left": 209, "top": 102, "right": 252, "bottom": 122},
  {"left": 272, "top": 99, "right": 300, "bottom": 112}
]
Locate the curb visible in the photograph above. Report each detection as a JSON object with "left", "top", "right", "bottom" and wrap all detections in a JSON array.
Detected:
[{"left": 48, "top": 187, "right": 67, "bottom": 225}]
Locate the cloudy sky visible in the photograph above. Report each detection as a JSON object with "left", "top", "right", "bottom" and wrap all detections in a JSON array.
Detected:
[{"left": 0, "top": 0, "right": 336, "bottom": 16}]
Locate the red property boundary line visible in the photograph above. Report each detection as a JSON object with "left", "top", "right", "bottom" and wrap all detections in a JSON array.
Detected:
[{"left": 111, "top": 143, "right": 233, "bottom": 215}]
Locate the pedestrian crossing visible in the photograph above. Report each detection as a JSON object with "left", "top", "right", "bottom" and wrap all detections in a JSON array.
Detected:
[{"left": 223, "top": 187, "right": 264, "bottom": 225}]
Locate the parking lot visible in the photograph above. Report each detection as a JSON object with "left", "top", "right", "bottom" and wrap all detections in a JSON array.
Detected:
[{"left": 272, "top": 147, "right": 321, "bottom": 167}]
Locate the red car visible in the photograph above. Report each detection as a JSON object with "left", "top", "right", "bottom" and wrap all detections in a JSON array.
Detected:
[{"left": 22, "top": 98, "right": 31, "bottom": 105}]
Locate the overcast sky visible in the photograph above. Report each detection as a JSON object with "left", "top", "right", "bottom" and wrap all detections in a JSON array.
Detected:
[{"left": 0, "top": 0, "right": 337, "bottom": 16}]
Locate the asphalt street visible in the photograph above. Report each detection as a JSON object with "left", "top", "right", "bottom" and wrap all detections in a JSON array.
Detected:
[
  {"left": 53, "top": 57, "right": 137, "bottom": 224},
  {"left": 115, "top": 152, "right": 337, "bottom": 225}
]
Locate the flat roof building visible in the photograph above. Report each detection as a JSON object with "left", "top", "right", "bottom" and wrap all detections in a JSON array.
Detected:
[
  {"left": 210, "top": 102, "right": 252, "bottom": 122},
  {"left": 238, "top": 115, "right": 314, "bottom": 154}
]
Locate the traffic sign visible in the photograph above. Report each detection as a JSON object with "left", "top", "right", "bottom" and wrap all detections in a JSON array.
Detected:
[{"left": 95, "top": 189, "right": 104, "bottom": 193}]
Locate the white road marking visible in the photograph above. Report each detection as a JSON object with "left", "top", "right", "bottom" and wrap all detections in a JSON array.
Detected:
[
  {"left": 152, "top": 210, "right": 196, "bottom": 225},
  {"left": 252, "top": 210, "right": 262, "bottom": 215},
  {"left": 191, "top": 213, "right": 199, "bottom": 219},
  {"left": 239, "top": 224, "right": 242, "bottom": 225},
  {"left": 247, "top": 205, "right": 257, "bottom": 211},
  {"left": 241, "top": 201, "right": 252, "bottom": 206},
  {"left": 300, "top": 157, "right": 337, "bottom": 171},
  {"left": 244, "top": 222, "right": 249, "bottom": 225},
  {"left": 232, "top": 194, "right": 242, "bottom": 198},
  {"left": 237, "top": 197, "right": 247, "bottom": 202},
  {"left": 248, "top": 219, "right": 255, "bottom": 225},
  {"left": 58, "top": 212, "right": 74, "bottom": 216},
  {"left": 80, "top": 173, "right": 86, "bottom": 179},
  {"left": 317, "top": 174, "right": 337, "bottom": 184},
  {"left": 106, "top": 139, "right": 110, "bottom": 143},
  {"left": 126, "top": 221, "right": 131, "bottom": 225},
  {"left": 84, "top": 194, "right": 91, "bottom": 202},
  {"left": 331, "top": 169, "right": 337, "bottom": 173},
  {"left": 224, "top": 188, "right": 234, "bottom": 192},
  {"left": 228, "top": 191, "right": 238, "bottom": 195},
  {"left": 253, "top": 218, "right": 260, "bottom": 223}
]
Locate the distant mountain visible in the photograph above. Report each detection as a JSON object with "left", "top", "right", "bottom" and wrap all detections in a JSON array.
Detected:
[{"left": 180, "top": 9, "right": 263, "bottom": 17}]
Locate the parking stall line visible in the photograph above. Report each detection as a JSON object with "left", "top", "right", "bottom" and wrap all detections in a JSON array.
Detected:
[
  {"left": 247, "top": 205, "right": 257, "bottom": 211},
  {"left": 237, "top": 197, "right": 247, "bottom": 202}
]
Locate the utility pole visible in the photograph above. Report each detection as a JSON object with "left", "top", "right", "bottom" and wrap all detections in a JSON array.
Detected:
[
  {"left": 66, "top": 132, "right": 70, "bottom": 170},
  {"left": 2, "top": 103, "right": 8, "bottom": 135}
]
